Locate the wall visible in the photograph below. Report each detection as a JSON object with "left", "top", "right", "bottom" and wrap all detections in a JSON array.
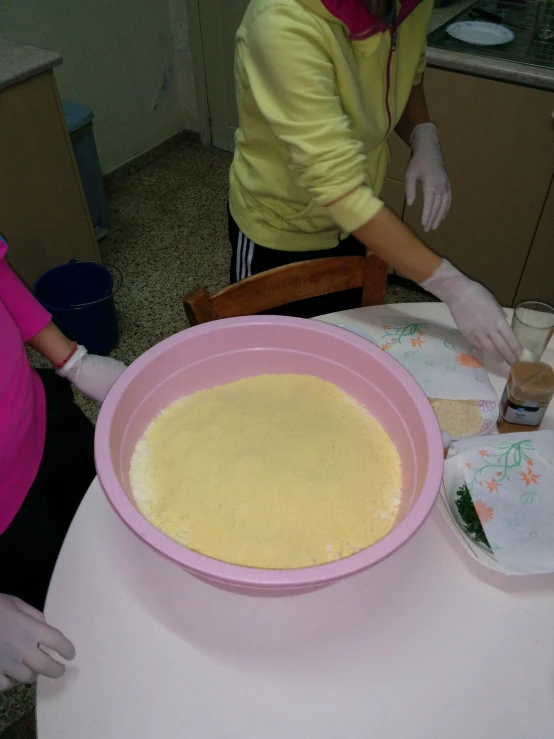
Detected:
[
  {"left": 0, "top": 0, "right": 199, "bottom": 173},
  {"left": 169, "top": 0, "right": 199, "bottom": 135}
]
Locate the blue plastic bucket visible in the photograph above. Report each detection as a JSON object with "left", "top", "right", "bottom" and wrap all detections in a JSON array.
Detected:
[{"left": 34, "top": 260, "right": 120, "bottom": 356}]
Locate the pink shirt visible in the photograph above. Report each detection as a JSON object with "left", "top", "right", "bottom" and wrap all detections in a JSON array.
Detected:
[{"left": 0, "top": 238, "right": 51, "bottom": 534}]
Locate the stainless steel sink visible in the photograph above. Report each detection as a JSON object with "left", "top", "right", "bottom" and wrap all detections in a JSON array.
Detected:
[{"left": 428, "top": 0, "right": 554, "bottom": 70}]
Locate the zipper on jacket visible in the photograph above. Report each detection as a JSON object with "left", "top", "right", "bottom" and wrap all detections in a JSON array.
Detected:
[{"left": 385, "top": 25, "right": 397, "bottom": 136}]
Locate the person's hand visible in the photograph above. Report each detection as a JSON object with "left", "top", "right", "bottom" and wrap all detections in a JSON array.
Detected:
[
  {"left": 405, "top": 123, "right": 451, "bottom": 232},
  {"left": 421, "top": 260, "right": 521, "bottom": 365},
  {"left": 0, "top": 594, "right": 75, "bottom": 691},
  {"left": 56, "top": 345, "right": 126, "bottom": 402}
]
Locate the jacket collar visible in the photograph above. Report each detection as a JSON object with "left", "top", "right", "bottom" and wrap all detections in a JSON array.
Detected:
[{"left": 318, "top": 0, "right": 423, "bottom": 40}]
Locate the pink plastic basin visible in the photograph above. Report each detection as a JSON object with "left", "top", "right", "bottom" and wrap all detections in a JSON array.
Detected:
[{"left": 95, "top": 315, "right": 443, "bottom": 596}]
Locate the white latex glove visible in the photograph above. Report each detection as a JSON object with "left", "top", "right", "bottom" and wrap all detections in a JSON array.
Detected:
[
  {"left": 0, "top": 594, "right": 75, "bottom": 691},
  {"left": 57, "top": 344, "right": 126, "bottom": 402},
  {"left": 405, "top": 122, "right": 451, "bottom": 232},
  {"left": 421, "top": 260, "right": 521, "bottom": 365}
]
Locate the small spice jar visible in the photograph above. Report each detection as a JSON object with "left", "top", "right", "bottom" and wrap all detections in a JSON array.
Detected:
[{"left": 498, "top": 361, "right": 554, "bottom": 433}]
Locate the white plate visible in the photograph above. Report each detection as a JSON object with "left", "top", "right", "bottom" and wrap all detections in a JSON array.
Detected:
[
  {"left": 436, "top": 455, "right": 502, "bottom": 571},
  {"left": 446, "top": 20, "right": 515, "bottom": 46}
]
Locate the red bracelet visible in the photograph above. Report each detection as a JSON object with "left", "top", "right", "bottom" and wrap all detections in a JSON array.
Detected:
[{"left": 54, "top": 341, "right": 78, "bottom": 370}]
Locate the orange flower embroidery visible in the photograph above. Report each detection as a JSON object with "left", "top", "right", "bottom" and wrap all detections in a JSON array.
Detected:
[
  {"left": 417, "top": 330, "right": 424, "bottom": 336},
  {"left": 485, "top": 479, "right": 501, "bottom": 493},
  {"left": 528, "top": 460, "right": 534, "bottom": 467},
  {"left": 474, "top": 500, "right": 494, "bottom": 525},
  {"left": 382, "top": 325, "right": 390, "bottom": 331},
  {"left": 518, "top": 470, "right": 541, "bottom": 487},
  {"left": 465, "top": 462, "right": 472, "bottom": 469},
  {"left": 381, "top": 342, "right": 391, "bottom": 352},
  {"left": 455, "top": 353, "right": 484, "bottom": 369},
  {"left": 410, "top": 337, "right": 424, "bottom": 348},
  {"left": 478, "top": 449, "right": 488, "bottom": 458},
  {"left": 496, "top": 472, "right": 502, "bottom": 476}
]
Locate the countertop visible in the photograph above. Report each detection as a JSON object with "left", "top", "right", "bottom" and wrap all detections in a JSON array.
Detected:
[
  {"left": 0, "top": 38, "right": 62, "bottom": 91},
  {"left": 426, "top": 0, "right": 554, "bottom": 90}
]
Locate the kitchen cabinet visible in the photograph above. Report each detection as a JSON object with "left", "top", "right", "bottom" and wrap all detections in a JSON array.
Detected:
[
  {"left": 386, "top": 133, "right": 410, "bottom": 183},
  {"left": 380, "top": 177, "right": 405, "bottom": 219},
  {"left": 0, "top": 42, "right": 99, "bottom": 287},
  {"left": 399, "top": 67, "right": 554, "bottom": 307},
  {"left": 515, "top": 177, "right": 554, "bottom": 305},
  {"left": 379, "top": 176, "right": 406, "bottom": 274}
]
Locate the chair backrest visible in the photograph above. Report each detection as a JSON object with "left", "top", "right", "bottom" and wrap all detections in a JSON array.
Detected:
[{"left": 183, "top": 251, "right": 388, "bottom": 326}]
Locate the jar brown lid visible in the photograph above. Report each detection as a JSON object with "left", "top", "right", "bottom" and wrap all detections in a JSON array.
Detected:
[{"left": 509, "top": 361, "right": 554, "bottom": 403}]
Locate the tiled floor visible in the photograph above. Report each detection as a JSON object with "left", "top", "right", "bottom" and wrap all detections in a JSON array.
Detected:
[{"left": 0, "top": 138, "right": 429, "bottom": 736}]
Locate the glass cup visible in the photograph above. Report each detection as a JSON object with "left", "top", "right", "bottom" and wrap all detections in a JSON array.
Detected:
[
  {"left": 535, "top": 0, "right": 554, "bottom": 41},
  {"left": 512, "top": 300, "right": 554, "bottom": 362}
]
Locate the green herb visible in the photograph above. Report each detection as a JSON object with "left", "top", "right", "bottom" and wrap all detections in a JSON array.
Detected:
[{"left": 454, "top": 484, "right": 490, "bottom": 548}]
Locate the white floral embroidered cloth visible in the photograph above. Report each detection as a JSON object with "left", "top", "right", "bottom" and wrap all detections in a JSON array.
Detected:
[
  {"left": 377, "top": 316, "right": 498, "bottom": 404},
  {"left": 457, "top": 431, "right": 554, "bottom": 574},
  {"left": 316, "top": 314, "right": 500, "bottom": 432}
]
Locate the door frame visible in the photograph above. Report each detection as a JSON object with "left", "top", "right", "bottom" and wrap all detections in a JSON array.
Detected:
[{"left": 186, "top": 0, "right": 212, "bottom": 146}]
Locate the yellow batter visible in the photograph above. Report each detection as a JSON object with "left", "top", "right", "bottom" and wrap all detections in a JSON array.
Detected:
[{"left": 130, "top": 374, "right": 401, "bottom": 568}]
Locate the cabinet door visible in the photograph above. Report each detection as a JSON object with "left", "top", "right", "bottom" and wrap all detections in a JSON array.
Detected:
[
  {"left": 0, "top": 71, "right": 99, "bottom": 286},
  {"left": 387, "top": 133, "right": 410, "bottom": 182},
  {"left": 379, "top": 177, "right": 405, "bottom": 274},
  {"left": 515, "top": 178, "right": 554, "bottom": 305},
  {"left": 404, "top": 67, "right": 554, "bottom": 306},
  {"left": 380, "top": 177, "right": 405, "bottom": 219},
  {"left": 199, "top": 0, "right": 249, "bottom": 151}
]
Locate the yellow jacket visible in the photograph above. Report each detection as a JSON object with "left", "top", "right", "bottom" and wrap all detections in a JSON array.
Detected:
[{"left": 230, "top": 0, "right": 432, "bottom": 251}]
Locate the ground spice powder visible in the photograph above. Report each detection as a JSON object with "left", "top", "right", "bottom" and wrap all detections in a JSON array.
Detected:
[{"left": 498, "top": 361, "right": 554, "bottom": 433}]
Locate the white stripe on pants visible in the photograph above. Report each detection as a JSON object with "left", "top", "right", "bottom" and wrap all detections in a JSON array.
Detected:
[{"left": 236, "top": 230, "right": 254, "bottom": 281}]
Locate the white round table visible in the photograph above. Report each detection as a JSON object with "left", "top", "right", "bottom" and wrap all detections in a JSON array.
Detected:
[{"left": 38, "top": 304, "right": 554, "bottom": 739}]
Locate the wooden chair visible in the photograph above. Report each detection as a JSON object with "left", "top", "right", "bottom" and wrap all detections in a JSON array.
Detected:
[{"left": 183, "top": 252, "right": 388, "bottom": 326}]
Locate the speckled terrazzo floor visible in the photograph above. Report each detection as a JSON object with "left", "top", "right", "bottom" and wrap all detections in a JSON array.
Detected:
[{"left": 2, "top": 138, "right": 430, "bottom": 737}]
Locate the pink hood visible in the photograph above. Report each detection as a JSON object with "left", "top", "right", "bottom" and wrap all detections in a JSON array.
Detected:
[{"left": 300, "top": 0, "right": 424, "bottom": 40}]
